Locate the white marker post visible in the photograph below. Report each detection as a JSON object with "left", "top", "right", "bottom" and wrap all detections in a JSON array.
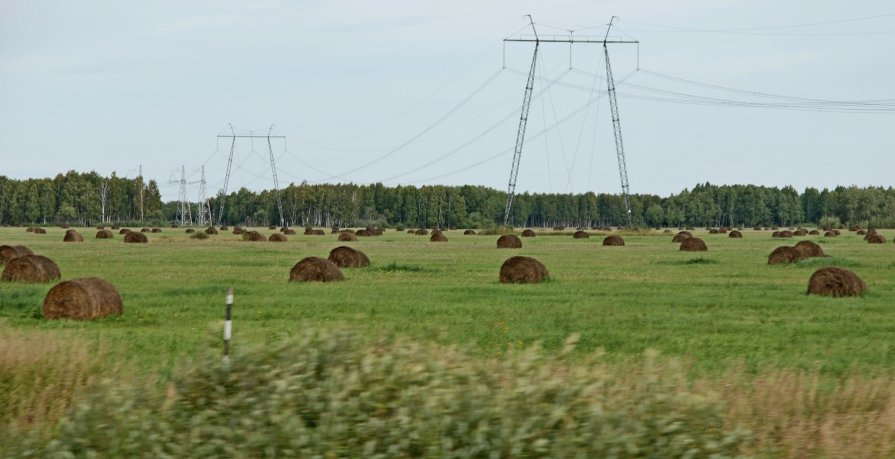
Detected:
[{"left": 223, "top": 287, "right": 233, "bottom": 364}]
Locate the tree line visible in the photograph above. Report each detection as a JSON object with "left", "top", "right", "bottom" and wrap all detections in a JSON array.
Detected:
[{"left": 1, "top": 172, "right": 893, "bottom": 228}]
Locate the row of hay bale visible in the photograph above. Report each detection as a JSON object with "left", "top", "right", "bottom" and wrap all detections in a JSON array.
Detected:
[
  {"left": 671, "top": 231, "right": 708, "bottom": 251},
  {"left": 768, "top": 241, "right": 825, "bottom": 264}
]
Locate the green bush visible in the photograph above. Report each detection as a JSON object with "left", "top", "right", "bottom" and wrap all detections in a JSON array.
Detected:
[{"left": 4, "top": 332, "right": 748, "bottom": 457}]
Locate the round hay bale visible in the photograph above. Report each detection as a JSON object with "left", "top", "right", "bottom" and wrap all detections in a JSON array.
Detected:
[
  {"left": 553, "top": 226, "right": 565, "bottom": 231},
  {"left": 824, "top": 231, "right": 836, "bottom": 237},
  {"left": 685, "top": 226, "right": 695, "bottom": 231},
  {"left": 866, "top": 234, "right": 886, "bottom": 244},
  {"left": 807, "top": 267, "right": 866, "bottom": 297},
  {"left": 232, "top": 228, "right": 245, "bottom": 235},
  {"left": 496, "top": 234, "right": 522, "bottom": 248},
  {"left": 119, "top": 228, "right": 130, "bottom": 235},
  {"left": 521, "top": 229, "right": 536, "bottom": 237},
  {"left": 793, "top": 229, "right": 808, "bottom": 236},
  {"left": 768, "top": 246, "right": 805, "bottom": 265},
  {"left": 170, "top": 224, "right": 178, "bottom": 229},
  {"left": 415, "top": 229, "right": 429, "bottom": 236},
  {"left": 63, "top": 231, "right": 84, "bottom": 242},
  {"left": 220, "top": 226, "right": 229, "bottom": 231},
  {"left": 95, "top": 230, "right": 114, "bottom": 239},
  {"left": 396, "top": 227, "right": 405, "bottom": 232},
  {"left": 2, "top": 255, "right": 61, "bottom": 283},
  {"left": 680, "top": 237, "right": 708, "bottom": 252},
  {"left": 356, "top": 229, "right": 372, "bottom": 237},
  {"left": 406, "top": 230, "right": 415, "bottom": 234},
  {"left": 672, "top": 233, "right": 690, "bottom": 243},
  {"left": 139, "top": 227, "right": 149, "bottom": 233},
  {"left": 33, "top": 228, "right": 47, "bottom": 234},
  {"left": 794, "top": 240, "right": 824, "bottom": 258},
  {"left": 753, "top": 226, "right": 762, "bottom": 231},
  {"left": 771, "top": 231, "right": 780, "bottom": 238},
  {"left": 709, "top": 229, "right": 719, "bottom": 234},
  {"left": 284, "top": 229, "right": 296, "bottom": 235},
  {"left": 832, "top": 229, "right": 841, "bottom": 236},
  {"left": 205, "top": 227, "right": 219, "bottom": 235},
  {"left": 268, "top": 233, "right": 287, "bottom": 242},
  {"left": 778, "top": 230, "right": 793, "bottom": 238},
  {"left": 268, "top": 225, "right": 277, "bottom": 230},
  {"left": 430, "top": 232, "right": 448, "bottom": 242},
  {"left": 338, "top": 232, "right": 358, "bottom": 241},
  {"left": 111, "top": 226, "right": 120, "bottom": 230},
  {"left": 42, "top": 277, "right": 123, "bottom": 320},
  {"left": 280, "top": 226, "right": 289, "bottom": 233},
  {"left": 328, "top": 246, "right": 370, "bottom": 268},
  {"left": 0, "top": 245, "right": 33, "bottom": 264},
  {"left": 573, "top": 231, "right": 590, "bottom": 239},
  {"left": 124, "top": 231, "right": 148, "bottom": 243},
  {"left": 602, "top": 235, "right": 625, "bottom": 246},
  {"left": 464, "top": 229, "right": 476, "bottom": 235},
  {"left": 185, "top": 228, "right": 195, "bottom": 234},
  {"left": 677, "top": 231, "right": 692, "bottom": 237},
  {"left": 371, "top": 228, "right": 384, "bottom": 236},
  {"left": 856, "top": 230, "right": 866, "bottom": 235},
  {"left": 809, "top": 230, "right": 820, "bottom": 235},
  {"left": 728, "top": 230, "right": 743, "bottom": 238},
  {"left": 289, "top": 257, "right": 344, "bottom": 282},
  {"left": 26, "top": 227, "right": 34, "bottom": 233},
  {"left": 499, "top": 256, "right": 549, "bottom": 284},
  {"left": 312, "top": 229, "right": 326, "bottom": 236},
  {"left": 242, "top": 231, "right": 264, "bottom": 241}
]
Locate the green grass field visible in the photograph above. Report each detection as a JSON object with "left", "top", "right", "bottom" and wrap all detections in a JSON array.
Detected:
[{"left": 1, "top": 226, "right": 893, "bottom": 375}]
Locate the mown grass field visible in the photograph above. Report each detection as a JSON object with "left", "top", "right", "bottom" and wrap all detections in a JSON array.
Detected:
[{"left": 1, "top": 226, "right": 894, "bottom": 376}]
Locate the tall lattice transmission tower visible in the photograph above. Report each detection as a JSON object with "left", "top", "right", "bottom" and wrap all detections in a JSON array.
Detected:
[
  {"left": 169, "top": 165, "right": 193, "bottom": 226},
  {"left": 196, "top": 165, "right": 212, "bottom": 226}
]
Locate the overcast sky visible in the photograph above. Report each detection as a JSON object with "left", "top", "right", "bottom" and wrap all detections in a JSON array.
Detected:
[{"left": 2, "top": 0, "right": 894, "bottom": 202}]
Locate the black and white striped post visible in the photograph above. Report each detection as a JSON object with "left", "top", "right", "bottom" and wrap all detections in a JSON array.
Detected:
[{"left": 223, "top": 287, "right": 233, "bottom": 364}]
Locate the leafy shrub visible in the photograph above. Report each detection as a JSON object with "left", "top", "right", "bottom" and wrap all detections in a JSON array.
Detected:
[{"left": 5, "top": 331, "right": 748, "bottom": 457}]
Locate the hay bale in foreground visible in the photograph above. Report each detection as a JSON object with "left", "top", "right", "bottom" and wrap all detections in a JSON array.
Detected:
[
  {"left": 521, "top": 229, "right": 536, "bottom": 238},
  {"left": 496, "top": 234, "right": 522, "bottom": 249},
  {"left": 42, "top": 277, "right": 123, "bottom": 320},
  {"left": 242, "top": 231, "right": 264, "bottom": 241},
  {"left": 866, "top": 234, "right": 886, "bottom": 244},
  {"left": 0, "top": 245, "right": 33, "bottom": 264},
  {"left": 672, "top": 233, "right": 690, "bottom": 243},
  {"left": 63, "top": 231, "right": 84, "bottom": 242},
  {"left": 124, "top": 232, "right": 148, "bottom": 243},
  {"left": 499, "top": 256, "right": 548, "bottom": 284},
  {"left": 464, "top": 229, "right": 476, "bottom": 235},
  {"left": 2, "top": 255, "right": 61, "bottom": 283},
  {"left": 728, "top": 230, "right": 743, "bottom": 238},
  {"left": 269, "top": 233, "right": 287, "bottom": 242},
  {"left": 328, "top": 246, "right": 370, "bottom": 268},
  {"left": 289, "top": 257, "right": 344, "bottom": 282},
  {"left": 95, "top": 230, "right": 114, "bottom": 239},
  {"left": 768, "top": 246, "right": 805, "bottom": 265},
  {"left": 807, "top": 267, "right": 866, "bottom": 297},
  {"left": 573, "top": 231, "right": 590, "bottom": 239},
  {"left": 430, "top": 232, "right": 448, "bottom": 242},
  {"left": 602, "top": 235, "right": 625, "bottom": 246},
  {"left": 794, "top": 240, "right": 824, "bottom": 258},
  {"left": 680, "top": 237, "right": 708, "bottom": 252}
]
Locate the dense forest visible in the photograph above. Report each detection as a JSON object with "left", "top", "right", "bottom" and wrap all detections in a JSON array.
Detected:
[{"left": 1, "top": 172, "right": 894, "bottom": 229}]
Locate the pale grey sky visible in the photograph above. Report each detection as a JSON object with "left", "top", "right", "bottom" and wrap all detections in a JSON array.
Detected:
[{"left": 2, "top": 0, "right": 894, "bottom": 201}]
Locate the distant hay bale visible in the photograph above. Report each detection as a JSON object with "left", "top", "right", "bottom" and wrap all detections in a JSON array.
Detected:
[
  {"left": 602, "top": 235, "right": 625, "bottom": 246},
  {"left": 824, "top": 231, "right": 836, "bottom": 237},
  {"left": 521, "top": 229, "right": 536, "bottom": 237},
  {"left": 685, "top": 226, "right": 695, "bottom": 230},
  {"left": 856, "top": 230, "right": 866, "bottom": 235},
  {"left": 111, "top": 226, "right": 120, "bottom": 230},
  {"left": 849, "top": 225, "right": 862, "bottom": 232},
  {"left": 866, "top": 234, "right": 886, "bottom": 244},
  {"left": 185, "top": 229, "right": 195, "bottom": 233},
  {"left": 753, "top": 226, "right": 762, "bottom": 231},
  {"left": 396, "top": 227, "right": 405, "bottom": 232},
  {"left": 311, "top": 229, "right": 326, "bottom": 236},
  {"left": 232, "top": 228, "right": 245, "bottom": 235},
  {"left": 768, "top": 246, "right": 805, "bottom": 265},
  {"left": 794, "top": 240, "right": 824, "bottom": 258},
  {"left": 709, "top": 229, "right": 719, "bottom": 234},
  {"left": 680, "top": 237, "right": 708, "bottom": 252},
  {"left": 662, "top": 229, "right": 673, "bottom": 235},
  {"left": 119, "top": 229, "right": 130, "bottom": 235},
  {"left": 26, "top": 227, "right": 34, "bottom": 233},
  {"left": 63, "top": 231, "right": 84, "bottom": 242},
  {"left": 407, "top": 230, "right": 415, "bottom": 234},
  {"left": 371, "top": 228, "right": 384, "bottom": 236},
  {"left": 220, "top": 226, "right": 229, "bottom": 231},
  {"left": 809, "top": 230, "right": 820, "bottom": 235},
  {"left": 42, "top": 277, "right": 123, "bottom": 320},
  {"left": 170, "top": 224, "right": 178, "bottom": 229},
  {"left": 284, "top": 229, "right": 296, "bottom": 235},
  {"left": 793, "top": 229, "right": 808, "bottom": 236},
  {"left": 496, "top": 234, "right": 522, "bottom": 248},
  {"left": 205, "top": 227, "right": 219, "bottom": 235},
  {"left": 33, "top": 228, "right": 47, "bottom": 234},
  {"left": 280, "top": 226, "right": 289, "bottom": 233},
  {"left": 304, "top": 227, "right": 314, "bottom": 235},
  {"left": 430, "top": 232, "right": 448, "bottom": 242},
  {"left": 415, "top": 229, "right": 429, "bottom": 236},
  {"left": 677, "top": 231, "right": 692, "bottom": 237},
  {"left": 464, "top": 229, "right": 476, "bottom": 235},
  {"left": 728, "top": 230, "right": 743, "bottom": 238},
  {"left": 242, "top": 231, "right": 264, "bottom": 241},
  {"left": 289, "top": 256, "right": 344, "bottom": 282},
  {"left": 328, "top": 246, "right": 370, "bottom": 268},
  {"left": 672, "top": 233, "right": 690, "bottom": 243},
  {"left": 0, "top": 245, "right": 33, "bottom": 264},
  {"left": 356, "top": 229, "right": 372, "bottom": 237},
  {"left": 269, "top": 233, "right": 287, "bottom": 242},
  {"left": 124, "top": 232, "right": 148, "bottom": 243},
  {"left": 807, "top": 267, "right": 866, "bottom": 297},
  {"left": 1, "top": 255, "right": 61, "bottom": 283},
  {"left": 95, "top": 230, "right": 114, "bottom": 239},
  {"left": 777, "top": 230, "right": 793, "bottom": 238},
  {"left": 338, "top": 232, "right": 358, "bottom": 241},
  {"left": 499, "top": 256, "right": 549, "bottom": 284},
  {"left": 553, "top": 226, "right": 565, "bottom": 231},
  {"left": 573, "top": 231, "right": 590, "bottom": 239},
  {"left": 771, "top": 231, "right": 780, "bottom": 238},
  {"left": 140, "top": 228, "right": 150, "bottom": 233},
  {"left": 268, "top": 225, "right": 277, "bottom": 230}
]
